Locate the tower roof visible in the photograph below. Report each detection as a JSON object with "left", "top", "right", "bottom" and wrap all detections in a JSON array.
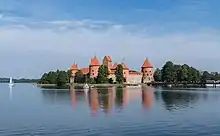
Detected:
[
  {"left": 106, "top": 56, "right": 112, "bottom": 61},
  {"left": 103, "top": 56, "right": 112, "bottom": 62},
  {"left": 81, "top": 68, "right": 89, "bottom": 75},
  {"left": 121, "top": 63, "right": 129, "bottom": 70},
  {"left": 111, "top": 63, "right": 118, "bottom": 69},
  {"left": 142, "top": 58, "right": 153, "bottom": 68},
  {"left": 70, "top": 63, "right": 78, "bottom": 70},
  {"left": 90, "top": 56, "right": 100, "bottom": 66}
]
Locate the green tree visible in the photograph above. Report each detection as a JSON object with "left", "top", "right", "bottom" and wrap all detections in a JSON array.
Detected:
[
  {"left": 153, "top": 68, "right": 162, "bottom": 82},
  {"left": 67, "top": 69, "right": 72, "bottom": 81},
  {"left": 96, "top": 65, "right": 109, "bottom": 83},
  {"left": 161, "top": 61, "right": 177, "bottom": 83},
  {"left": 57, "top": 71, "right": 68, "bottom": 86},
  {"left": 39, "top": 73, "right": 49, "bottom": 84},
  {"left": 74, "top": 70, "right": 85, "bottom": 83},
  {"left": 47, "top": 71, "right": 58, "bottom": 84},
  {"left": 201, "top": 71, "right": 211, "bottom": 83},
  {"left": 115, "top": 64, "right": 124, "bottom": 84},
  {"left": 190, "top": 67, "right": 201, "bottom": 83},
  {"left": 177, "top": 64, "right": 189, "bottom": 83}
]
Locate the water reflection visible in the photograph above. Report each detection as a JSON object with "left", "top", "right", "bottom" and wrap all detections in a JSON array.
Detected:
[
  {"left": 160, "top": 90, "right": 200, "bottom": 111},
  {"left": 88, "top": 88, "right": 99, "bottom": 116},
  {"left": 9, "top": 86, "right": 13, "bottom": 100},
  {"left": 142, "top": 87, "right": 154, "bottom": 109},
  {"left": 70, "top": 87, "right": 77, "bottom": 107},
  {"left": 40, "top": 87, "right": 213, "bottom": 116}
]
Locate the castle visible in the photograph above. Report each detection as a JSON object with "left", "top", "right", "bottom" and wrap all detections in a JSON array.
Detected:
[{"left": 70, "top": 56, "right": 154, "bottom": 84}]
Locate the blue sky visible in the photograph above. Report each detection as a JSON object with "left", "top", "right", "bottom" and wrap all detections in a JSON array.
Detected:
[{"left": 0, "top": 0, "right": 220, "bottom": 78}]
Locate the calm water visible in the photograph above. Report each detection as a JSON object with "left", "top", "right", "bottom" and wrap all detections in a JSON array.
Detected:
[{"left": 1, "top": 84, "right": 220, "bottom": 136}]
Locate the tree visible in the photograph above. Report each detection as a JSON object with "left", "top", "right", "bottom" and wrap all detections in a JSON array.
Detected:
[
  {"left": 47, "top": 71, "right": 58, "bottom": 84},
  {"left": 74, "top": 70, "right": 85, "bottom": 83},
  {"left": 201, "top": 71, "right": 211, "bottom": 83},
  {"left": 161, "top": 61, "right": 177, "bottom": 83},
  {"left": 115, "top": 64, "right": 124, "bottom": 84},
  {"left": 39, "top": 73, "right": 49, "bottom": 84},
  {"left": 190, "top": 67, "right": 201, "bottom": 83},
  {"left": 108, "top": 78, "right": 114, "bottom": 84},
  {"left": 67, "top": 69, "right": 72, "bottom": 82},
  {"left": 57, "top": 71, "right": 69, "bottom": 86},
  {"left": 96, "top": 65, "right": 109, "bottom": 83},
  {"left": 153, "top": 68, "right": 162, "bottom": 82},
  {"left": 177, "top": 64, "right": 189, "bottom": 83}
]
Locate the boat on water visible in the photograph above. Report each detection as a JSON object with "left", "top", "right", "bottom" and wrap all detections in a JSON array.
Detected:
[
  {"left": 83, "top": 83, "right": 90, "bottom": 93},
  {"left": 83, "top": 83, "right": 89, "bottom": 89},
  {"left": 8, "top": 77, "right": 14, "bottom": 87}
]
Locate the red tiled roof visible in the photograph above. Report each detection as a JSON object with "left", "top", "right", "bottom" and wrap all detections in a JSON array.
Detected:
[
  {"left": 142, "top": 58, "right": 153, "bottom": 68},
  {"left": 129, "top": 71, "right": 142, "bottom": 75},
  {"left": 121, "top": 63, "right": 129, "bottom": 70},
  {"left": 70, "top": 63, "right": 78, "bottom": 70},
  {"left": 111, "top": 63, "right": 118, "bottom": 69},
  {"left": 106, "top": 56, "right": 112, "bottom": 61},
  {"left": 90, "top": 56, "right": 100, "bottom": 66},
  {"left": 81, "top": 68, "right": 89, "bottom": 75},
  {"left": 111, "top": 63, "right": 129, "bottom": 70}
]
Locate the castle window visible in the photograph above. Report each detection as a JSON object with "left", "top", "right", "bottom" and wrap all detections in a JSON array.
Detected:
[{"left": 147, "top": 74, "right": 149, "bottom": 76}]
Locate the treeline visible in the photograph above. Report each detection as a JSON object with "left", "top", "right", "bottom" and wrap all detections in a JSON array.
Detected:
[
  {"left": 38, "top": 70, "right": 71, "bottom": 86},
  {"left": 0, "top": 78, "right": 39, "bottom": 83},
  {"left": 154, "top": 61, "right": 220, "bottom": 84}
]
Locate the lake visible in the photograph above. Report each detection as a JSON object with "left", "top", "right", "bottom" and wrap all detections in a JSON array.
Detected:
[{"left": 1, "top": 84, "right": 220, "bottom": 136}]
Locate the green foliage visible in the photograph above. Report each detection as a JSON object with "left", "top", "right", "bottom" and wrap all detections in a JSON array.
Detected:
[
  {"left": 96, "top": 65, "right": 109, "bottom": 83},
  {"left": 115, "top": 64, "right": 124, "bottom": 84},
  {"left": 153, "top": 68, "right": 162, "bottom": 82},
  {"left": 57, "top": 71, "right": 69, "bottom": 86},
  {"left": 74, "top": 70, "right": 85, "bottom": 83},
  {"left": 159, "top": 61, "right": 220, "bottom": 84},
  {"left": 108, "top": 78, "right": 114, "bottom": 84},
  {"left": 38, "top": 70, "right": 70, "bottom": 86},
  {"left": 161, "top": 61, "right": 177, "bottom": 83}
]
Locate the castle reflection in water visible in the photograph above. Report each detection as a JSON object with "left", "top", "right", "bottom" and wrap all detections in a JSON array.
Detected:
[
  {"left": 41, "top": 86, "right": 205, "bottom": 116},
  {"left": 69, "top": 86, "right": 154, "bottom": 116}
]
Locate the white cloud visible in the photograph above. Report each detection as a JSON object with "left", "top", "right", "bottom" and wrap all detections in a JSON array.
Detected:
[{"left": 0, "top": 19, "right": 220, "bottom": 78}]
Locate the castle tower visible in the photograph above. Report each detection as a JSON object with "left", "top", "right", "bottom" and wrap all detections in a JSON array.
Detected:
[
  {"left": 103, "top": 56, "right": 112, "bottom": 68},
  {"left": 70, "top": 63, "right": 79, "bottom": 83},
  {"left": 89, "top": 56, "right": 100, "bottom": 78},
  {"left": 141, "top": 58, "right": 154, "bottom": 83},
  {"left": 121, "top": 63, "right": 129, "bottom": 83}
]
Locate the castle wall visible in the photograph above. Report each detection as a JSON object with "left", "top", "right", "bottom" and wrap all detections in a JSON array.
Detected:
[{"left": 127, "top": 74, "right": 142, "bottom": 84}]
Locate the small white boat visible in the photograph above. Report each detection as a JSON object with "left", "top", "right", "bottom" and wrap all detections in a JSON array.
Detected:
[
  {"left": 83, "top": 83, "right": 89, "bottom": 89},
  {"left": 8, "top": 77, "right": 14, "bottom": 87},
  {"left": 83, "top": 83, "right": 89, "bottom": 93}
]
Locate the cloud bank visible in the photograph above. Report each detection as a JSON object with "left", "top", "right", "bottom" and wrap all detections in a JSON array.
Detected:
[{"left": 0, "top": 16, "right": 220, "bottom": 78}]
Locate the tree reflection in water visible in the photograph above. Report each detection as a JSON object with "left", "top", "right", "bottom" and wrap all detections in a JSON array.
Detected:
[{"left": 160, "top": 90, "right": 200, "bottom": 111}]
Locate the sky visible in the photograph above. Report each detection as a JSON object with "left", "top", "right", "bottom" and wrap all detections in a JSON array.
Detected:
[{"left": 0, "top": 0, "right": 220, "bottom": 78}]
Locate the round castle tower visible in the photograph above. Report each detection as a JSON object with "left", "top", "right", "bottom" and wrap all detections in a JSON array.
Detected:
[
  {"left": 141, "top": 58, "right": 154, "bottom": 83},
  {"left": 89, "top": 56, "right": 100, "bottom": 78},
  {"left": 70, "top": 63, "right": 79, "bottom": 83}
]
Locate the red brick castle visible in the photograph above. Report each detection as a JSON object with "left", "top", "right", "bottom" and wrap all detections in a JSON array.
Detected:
[{"left": 70, "top": 56, "right": 154, "bottom": 84}]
